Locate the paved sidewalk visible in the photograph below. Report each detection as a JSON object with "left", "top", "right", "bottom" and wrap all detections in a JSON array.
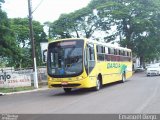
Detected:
[{"left": 0, "top": 86, "right": 49, "bottom": 96}]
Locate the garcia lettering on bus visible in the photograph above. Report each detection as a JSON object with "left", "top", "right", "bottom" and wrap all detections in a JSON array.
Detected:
[{"left": 107, "top": 63, "right": 121, "bottom": 69}]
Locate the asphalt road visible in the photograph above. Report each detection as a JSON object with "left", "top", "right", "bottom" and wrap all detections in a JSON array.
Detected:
[{"left": 0, "top": 72, "right": 160, "bottom": 114}]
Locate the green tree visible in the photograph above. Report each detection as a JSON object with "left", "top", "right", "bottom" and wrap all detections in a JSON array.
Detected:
[
  {"left": 0, "top": 8, "right": 20, "bottom": 67},
  {"left": 0, "top": 0, "right": 4, "bottom": 8},
  {"left": 0, "top": 1, "right": 47, "bottom": 68},
  {"left": 50, "top": 7, "right": 106, "bottom": 39},
  {"left": 89, "top": 0, "right": 160, "bottom": 65},
  {"left": 49, "top": 14, "right": 74, "bottom": 39},
  {"left": 9, "top": 18, "right": 47, "bottom": 68},
  {"left": 0, "top": 0, "right": 22, "bottom": 67}
]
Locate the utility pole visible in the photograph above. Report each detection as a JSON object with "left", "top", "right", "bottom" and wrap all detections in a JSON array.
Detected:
[{"left": 28, "top": 0, "right": 38, "bottom": 88}]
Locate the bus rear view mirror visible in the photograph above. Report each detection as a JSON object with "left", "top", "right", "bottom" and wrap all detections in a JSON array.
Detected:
[{"left": 42, "top": 49, "right": 47, "bottom": 63}]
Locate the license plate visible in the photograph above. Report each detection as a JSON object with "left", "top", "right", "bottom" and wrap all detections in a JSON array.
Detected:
[{"left": 61, "top": 82, "right": 68, "bottom": 85}]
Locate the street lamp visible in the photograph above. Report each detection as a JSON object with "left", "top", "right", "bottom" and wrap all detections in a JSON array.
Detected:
[{"left": 28, "top": 0, "right": 38, "bottom": 88}]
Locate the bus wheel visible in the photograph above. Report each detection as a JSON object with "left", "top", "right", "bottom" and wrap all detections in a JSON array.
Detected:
[
  {"left": 121, "top": 73, "right": 126, "bottom": 83},
  {"left": 94, "top": 77, "right": 101, "bottom": 91},
  {"left": 63, "top": 88, "right": 72, "bottom": 93}
]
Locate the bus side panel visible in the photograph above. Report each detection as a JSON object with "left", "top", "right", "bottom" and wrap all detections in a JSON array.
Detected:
[
  {"left": 92, "top": 61, "right": 133, "bottom": 85},
  {"left": 125, "top": 62, "right": 133, "bottom": 79}
]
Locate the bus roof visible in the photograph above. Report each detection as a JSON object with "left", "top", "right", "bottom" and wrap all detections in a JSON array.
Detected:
[
  {"left": 49, "top": 38, "right": 131, "bottom": 52},
  {"left": 86, "top": 38, "right": 131, "bottom": 52}
]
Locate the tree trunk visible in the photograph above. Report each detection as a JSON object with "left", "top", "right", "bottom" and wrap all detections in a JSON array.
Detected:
[{"left": 140, "top": 56, "right": 145, "bottom": 68}]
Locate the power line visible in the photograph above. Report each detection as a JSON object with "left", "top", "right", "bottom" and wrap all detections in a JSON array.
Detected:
[{"left": 32, "top": 0, "right": 44, "bottom": 14}]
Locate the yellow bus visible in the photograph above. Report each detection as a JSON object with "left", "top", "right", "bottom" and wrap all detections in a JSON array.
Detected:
[{"left": 47, "top": 38, "right": 132, "bottom": 93}]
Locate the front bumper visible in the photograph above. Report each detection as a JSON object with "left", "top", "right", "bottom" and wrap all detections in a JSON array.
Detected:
[
  {"left": 146, "top": 71, "right": 159, "bottom": 76},
  {"left": 48, "top": 76, "right": 96, "bottom": 88}
]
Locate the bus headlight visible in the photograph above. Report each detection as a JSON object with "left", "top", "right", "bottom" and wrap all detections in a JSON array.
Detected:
[
  {"left": 48, "top": 77, "right": 52, "bottom": 81},
  {"left": 76, "top": 76, "right": 83, "bottom": 80}
]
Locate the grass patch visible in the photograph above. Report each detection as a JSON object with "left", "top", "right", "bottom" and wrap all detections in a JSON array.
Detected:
[{"left": 0, "top": 86, "right": 35, "bottom": 93}]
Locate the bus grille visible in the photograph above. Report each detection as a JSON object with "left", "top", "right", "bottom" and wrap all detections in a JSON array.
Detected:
[{"left": 51, "top": 84, "right": 81, "bottom": 87}]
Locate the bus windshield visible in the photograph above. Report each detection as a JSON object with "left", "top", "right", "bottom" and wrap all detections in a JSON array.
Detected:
[{"left": 47, "top": 40, "right": 84, "bottom": 77}]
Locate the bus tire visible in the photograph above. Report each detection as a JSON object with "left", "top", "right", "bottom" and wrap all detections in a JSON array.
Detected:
[
  {"left": 63, "top": 88, "right": 72, "bottom": 93},
  {"left": 121, "top": 73, "right": 126, "bottom": 83}
]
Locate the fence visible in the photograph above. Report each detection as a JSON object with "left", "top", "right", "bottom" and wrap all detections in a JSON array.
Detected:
[{"left": 0, "top": 67, "right": 47, "bottom": 88}]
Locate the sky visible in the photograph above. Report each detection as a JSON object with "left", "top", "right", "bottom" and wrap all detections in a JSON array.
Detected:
[{"left": 2, "top": 0, "right": 91, "bottom": 24}]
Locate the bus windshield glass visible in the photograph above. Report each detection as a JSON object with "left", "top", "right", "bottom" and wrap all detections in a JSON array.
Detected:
[{"left": 47, "top": 40, "right": 84, "bottom": 77}]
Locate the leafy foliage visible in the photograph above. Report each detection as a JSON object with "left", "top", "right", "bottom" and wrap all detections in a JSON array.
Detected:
[
  {"left": 0, "top": 0, "right": 4, "bottom": 8},
  {"left": 9, "top": 18, "right": 47, "bottom": 68},
  {"left": 49, "top": 7, "right": 107, "bottom": 39},
  {"left": 0, "top": 9, "right": 20, "bottom": 66},
  {"left": 88, "top": 0, "right": 160, "bottom": 65},
  {"left": 0, "top": 0, "right": 47, "bottom": 68}
]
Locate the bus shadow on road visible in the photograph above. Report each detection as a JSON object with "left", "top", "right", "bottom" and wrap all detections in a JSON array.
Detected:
[
  {"left": 49, "top": 80, "right": 130, "bottom": 96},
  {"left": 101, "top": 80, "right": 130, "bottom": 89},
  {"left": 50, "top": 88, "right": 94, "bottom": 96}
]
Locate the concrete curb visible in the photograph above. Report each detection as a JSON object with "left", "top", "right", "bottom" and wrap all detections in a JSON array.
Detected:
[
  {"left": 0, "top": 87, "right": 49, "bottom": 96},
  {"left": 0, "top": 92, "right": 5, "bottom": 96}
]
